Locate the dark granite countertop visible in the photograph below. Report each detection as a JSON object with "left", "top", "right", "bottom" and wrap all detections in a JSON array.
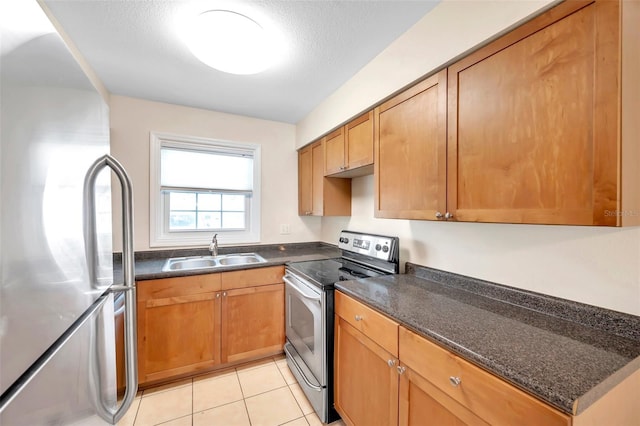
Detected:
[
  {"left": 335, "top": 263, "right": 640, "bottom": 415},
  {"left": 114, "top": 242, "right": 341, "bottom": 281}
]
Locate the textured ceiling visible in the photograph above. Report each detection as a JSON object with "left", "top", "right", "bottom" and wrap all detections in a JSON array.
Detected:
[{"left": 43, "top": 0, "right": 440, "bottom": 123}]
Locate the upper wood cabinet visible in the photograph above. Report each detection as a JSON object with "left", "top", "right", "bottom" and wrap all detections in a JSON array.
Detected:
[
  {"left": 298, "top": 140, "right": 351, "bottom": 216},
  {"left": 446, "top": 0, "right": 637, "bottom": 226},
  {"left": 325, "top": 111, "right": 375, "bottom": 177},
  {"left": 372, "top": 0, "right": 637, "bottom": 226},
  {"left": 374, "top": 70, "right": 447, "bottom": 220},
  {"left": 324, "top": 127, "right": 346, "bottom": 175},
  {"left": 298, "top": 145, "right": 313, "bottom": 216}
]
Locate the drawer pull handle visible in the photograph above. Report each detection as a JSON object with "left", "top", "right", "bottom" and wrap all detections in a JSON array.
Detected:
[
  {"left": 387, "top": 359, "right": 396, "bottom": 367},
  {"left": 449, "top": 376, "right": 462, "bottom": 387},
  {"left": 397, "top": 366, "right": 406, "bottom": 375},
  {"left": 354, "top": 315, "right": 363, "bottom": 321}
]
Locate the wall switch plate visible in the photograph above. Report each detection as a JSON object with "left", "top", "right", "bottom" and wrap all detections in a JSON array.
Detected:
[{"left": 280, "top": 224, "right": 291, "bottom": 235}]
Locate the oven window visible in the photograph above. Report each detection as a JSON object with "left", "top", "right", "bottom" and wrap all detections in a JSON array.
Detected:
[{"left": 289, "top": 296, "right": 315, "bottom": 352}]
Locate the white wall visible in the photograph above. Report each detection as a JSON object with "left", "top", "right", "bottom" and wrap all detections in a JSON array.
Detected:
[
  {"left": 110, "top": 95, "right": 321, "bottom": 252},
  {"left": 38, "top": 0, "right": 110, "bottom": 104},
  {"left": 323, "top": 177, "right": 640, "bottom": 316},
  {"left": 296, "top": 0, "right": 561, "bottom": 148},
  {"left": 298, "top": 0, "right": 640, "bottom": 316}
]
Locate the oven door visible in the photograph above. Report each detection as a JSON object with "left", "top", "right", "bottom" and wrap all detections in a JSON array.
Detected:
[{"left": 283, "top": 271, "right": 324, "bottom": 384}]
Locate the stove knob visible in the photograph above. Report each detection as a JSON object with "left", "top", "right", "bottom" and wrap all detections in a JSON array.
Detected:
[
  {"left": 382, "top": 246, "right": 389, "bottom": 253},
  {"left": 375, "top": 244, "right": 382, "bottom": 251},
  {"left": 343, "top": 238, "right": 349, "bottom": 244}
]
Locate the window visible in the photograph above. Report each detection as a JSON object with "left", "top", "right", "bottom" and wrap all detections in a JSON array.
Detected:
[{"left": 150, "top": 132, "right": 261, "bottom": 247}]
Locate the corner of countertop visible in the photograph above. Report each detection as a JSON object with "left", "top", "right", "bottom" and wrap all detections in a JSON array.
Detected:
[{"left": 404, "top": 262, "right": 640, "bottom": 342}]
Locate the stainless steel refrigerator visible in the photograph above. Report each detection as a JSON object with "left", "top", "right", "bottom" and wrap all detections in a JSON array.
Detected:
[{"left": 0, "top": 1, "right": 137, "bottom": 424}]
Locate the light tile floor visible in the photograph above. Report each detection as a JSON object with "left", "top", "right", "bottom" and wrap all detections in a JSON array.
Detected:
[{"left": 118, "top": 355, "right": 346, "bottom": 426}]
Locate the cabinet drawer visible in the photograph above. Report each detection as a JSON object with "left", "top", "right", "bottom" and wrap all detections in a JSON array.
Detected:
[
  {"left": 399, "top": 327, "right": 570, "bottom": 426},
  {"left": 137, "top": 273, "right": 221, "bottom": 301},
  {"left": 335, "top": 291, "right": 398, "bottom": 357},
  {"left": 221, "top": 265, "right": 284, "bottom": 290}
]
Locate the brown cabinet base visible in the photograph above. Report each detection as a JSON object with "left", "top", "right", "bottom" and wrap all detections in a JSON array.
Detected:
[{"left": 136, "top": 266, "right": 285, "bottom": 387}]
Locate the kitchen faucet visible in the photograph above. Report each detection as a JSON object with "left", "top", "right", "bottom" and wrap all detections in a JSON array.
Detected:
[{"left": 209, "top": 234, "right": 218, "bottom": 256}]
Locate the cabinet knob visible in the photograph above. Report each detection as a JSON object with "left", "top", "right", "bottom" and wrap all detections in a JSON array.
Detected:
[
  {"left": 445, "top": 212, "right": 454, "bottom": 220},
  {"left": 223, "top": 292, "right": 227, "bottom": 297},
  {"left": 397, "top": 366, "right": 406, "bottom": 375},
  {"left": 354, "top": 315, "right": 363, "bottom": 321},
  {"left": 435, "top": 211, "right": 444, "bottom": 219},
  {"left": 387, "top": 359, "right": 396, "bottom": 367},
  {"left": 216, "top": 293, "right": 221, "bottom": 298},
  {"left": 449, "top": 376, "right": 462, "bottom": 387}
]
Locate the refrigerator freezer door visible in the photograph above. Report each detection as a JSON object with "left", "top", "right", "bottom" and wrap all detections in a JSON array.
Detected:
[
  {"left": 0, "top": 0, "right": 112, "bottom": 394},
  {"left": 0, "top": 293, "right": 116, "bottom": 425}
]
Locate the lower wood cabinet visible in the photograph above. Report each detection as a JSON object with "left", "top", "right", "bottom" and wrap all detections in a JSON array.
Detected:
[
  {"left": 398, "top": 327, "right": 569, "bottom": 426},
  {"left": 334, "top": 317, "right": 398, "bottom": 426},
  {"left": 399, "top": 365, "right": 487, "bottom": 426},
  {"left": 335, "top": 291, "right": 400, "bottom": 426},
  {"left": 137, "top": 266, "right": 285, "bottom": 386},
  {"left": 334, "top": 291, "right": 570, "bottom": 426},
  {"left": 221, "top": 283, "right": 285, "bottom": 364}
]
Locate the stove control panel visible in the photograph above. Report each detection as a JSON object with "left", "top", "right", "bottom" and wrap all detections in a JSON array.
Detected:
[{"left": 338, "top": 231, "right": 398, "bottom": 262}]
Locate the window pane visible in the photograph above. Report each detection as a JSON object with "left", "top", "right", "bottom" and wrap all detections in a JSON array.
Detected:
[
  {"left": 222, "top": 212, "right": 245, "bottom": 229},
  {"left": 198, "top": 212, "right": 221, "bottom": 229},
  {"left": 222, "top": 194, "right": 245, "bottom": 212},
  {"left": 170, "top": 192, "right": 196, "bottom": 210},
  {"left": 161, "top": 148, "right": 253, "bottom": 190},
  {"left": 199, "top": 193, "right": 221, "bottom": 210},
  {"left": 170, "top": 212, "right": 196, "bottom": 230}
]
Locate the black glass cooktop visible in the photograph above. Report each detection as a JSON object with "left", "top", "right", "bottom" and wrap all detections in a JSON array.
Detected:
[{"left": 286, "top": 258, "right": 385, "bottom": 289}]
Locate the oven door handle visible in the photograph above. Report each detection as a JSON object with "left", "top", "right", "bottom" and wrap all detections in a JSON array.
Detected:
[
  {"left": 283, "top": 275, "right": 321, "bottom": 302},
  {"left": 284, "top": 344, "right": 323, "bottom": 392}
]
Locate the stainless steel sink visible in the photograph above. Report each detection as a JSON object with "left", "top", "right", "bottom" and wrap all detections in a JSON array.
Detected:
[
  {"left": 162, "top": 253, "right": 267, "bottom": 272},
  {"left": 218, "top": 255, "right": 264, "bottom": 266}
]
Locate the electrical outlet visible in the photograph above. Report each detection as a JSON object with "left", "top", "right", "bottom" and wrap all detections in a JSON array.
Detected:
[{"left": 280, "top": 224, "right": 291, "bottom": 235}]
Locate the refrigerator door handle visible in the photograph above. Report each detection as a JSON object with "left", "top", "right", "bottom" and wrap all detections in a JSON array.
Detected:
[{"left": 84, "top": 154, "right": 137, "bottom": 424}]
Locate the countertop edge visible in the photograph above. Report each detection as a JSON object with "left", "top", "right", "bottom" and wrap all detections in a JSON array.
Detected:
[
  {"left": 114, "top": 241, "right": 342, "bottom": 281},
  {"left": 573, "top": 356, "right": 640, "bottom": 415},
  {"left": 334, "top": 278, "right": 639, "bottom": 416}
]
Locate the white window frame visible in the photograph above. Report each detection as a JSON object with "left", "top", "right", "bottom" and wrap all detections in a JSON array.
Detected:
[{"left": 149, "top": 132, "right": 261, "bottom": 247}]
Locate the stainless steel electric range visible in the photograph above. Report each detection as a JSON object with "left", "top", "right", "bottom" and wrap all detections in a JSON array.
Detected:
[{"left": 284, "top": 231, "right": 399, "bottom": 423}]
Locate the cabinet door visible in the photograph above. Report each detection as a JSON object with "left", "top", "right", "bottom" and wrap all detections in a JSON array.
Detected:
[
  {"left": 399, "top": 365, "right": 488, "bottom": 426},
  {"left": 137, "top": 292, "right": 221, "bottom": 384},
  {"left": 345, "top": 111, "right": 374, "bottom": 171},
  {"left": 311, "top": 140, "right": 351, "bottom": 216},
  {"left": 447, "top": 1, "right": 619, "bottom": 225},
  {"left": 375, "top": 70, "right": 447, "bottom": 220},
  {"left": 311, "top": 141, "right": 325, "bottom": 215},
  {"left": 221, "top": 283, "right": 285, "bottom": 364},
  {"left": 334, "top": 316, "right": 398, "bottom": 426},
  {"left": 298, "top": 145, "right": 313, "bottom": 216},
  {"left": 324, "top": 128, "right": 346, "bottom": 175},
  {"left": 399, "top": 327, "right": 570, "bottom": 426}
]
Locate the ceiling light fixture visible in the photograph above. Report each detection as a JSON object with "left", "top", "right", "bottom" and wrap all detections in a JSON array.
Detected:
[{"left": 182, "top": 10, "right": 274, "bottom": 75}]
